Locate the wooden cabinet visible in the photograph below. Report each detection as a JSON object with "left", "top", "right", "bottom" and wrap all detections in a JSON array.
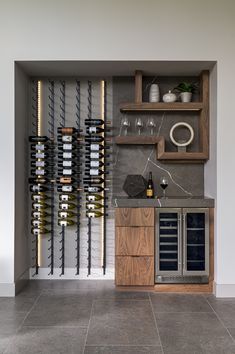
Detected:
[{"left": 115, "top": 208, "right": 154, "bottom": 286}]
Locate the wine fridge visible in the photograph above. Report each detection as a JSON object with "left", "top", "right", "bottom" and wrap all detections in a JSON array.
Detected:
[{"left": 155, "top": 208, "right": 209, "bottom": 284}]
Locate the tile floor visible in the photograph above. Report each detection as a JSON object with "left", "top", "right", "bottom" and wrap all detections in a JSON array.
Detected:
[{"left": 0, "top": 280, "right": 235, "bottom": 353}]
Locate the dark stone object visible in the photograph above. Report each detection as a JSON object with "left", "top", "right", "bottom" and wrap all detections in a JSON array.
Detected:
[{"left": 123, "top": 175, "right": 147, "bottom": 198}]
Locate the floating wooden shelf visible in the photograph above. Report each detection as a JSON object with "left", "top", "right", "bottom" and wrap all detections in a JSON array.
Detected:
[
  {"left": 115, "top": 135, "right": 208, "bottom": 163},
  {"left": 120, "top": 102, "right": 204, "bottom": 112},
  {"left": 117, "top": 70, "right": 209, "bottom": 163}
]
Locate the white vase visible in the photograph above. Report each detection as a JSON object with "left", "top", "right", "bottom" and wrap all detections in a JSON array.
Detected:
[
  {"left": 149, "top": 84, "right": 160, "bottom": 102},
  {"left": 180, "top": 92, "right": 192, "bottom": 102},
  {"left": 163, "top": 90, "right": 177, "bottom": 103}
]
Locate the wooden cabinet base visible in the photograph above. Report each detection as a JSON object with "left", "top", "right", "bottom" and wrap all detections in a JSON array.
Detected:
[{"left": 115, "top": 256, "right": 154, "bottom": 286}]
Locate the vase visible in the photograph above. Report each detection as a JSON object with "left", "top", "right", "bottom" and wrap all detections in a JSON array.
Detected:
[
  {"left": 163, "top": 90, "right": 177, "bottom": 103},
  {"left": 149, "top": 84, "right": 160, "bottom": 102},
  {"left": 180, "top": 92, "right": 192, "bottom": 102}
]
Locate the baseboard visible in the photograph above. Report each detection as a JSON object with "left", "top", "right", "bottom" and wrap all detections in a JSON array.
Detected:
[
  {"left": 215, "top": 282, "right": 235, "bottom": 297},
  {"left": 0, "top": 283, "right": 15, "bottom": 297},
  {"left": 15, "top": 268, "right": 30, "bottom": 295},
  {"left": 30, "top": 267, "right": 114, "bottom": 280}
]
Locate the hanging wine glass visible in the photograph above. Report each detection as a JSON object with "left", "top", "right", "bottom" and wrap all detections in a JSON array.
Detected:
[
  {"left": 160, "top": 176, "right": 169, "bottom": 198},
  {"left": 135, "top": 117, "right": 144, "bottom": 135},
  {"left": 121, "top": 116, "right": 130, "bottom": 136},
  {"left": 147, "top": 117, "right": 156, "bottom": 135}
]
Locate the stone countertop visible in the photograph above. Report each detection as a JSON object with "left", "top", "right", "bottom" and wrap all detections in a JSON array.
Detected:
[{"left": 113, "top": 196, "right": 215, "bottom": 208}]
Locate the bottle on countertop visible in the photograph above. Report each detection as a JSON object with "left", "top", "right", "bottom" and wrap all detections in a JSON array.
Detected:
[{"left": 146, "top": 171, "right": 154, "bottom": 198}]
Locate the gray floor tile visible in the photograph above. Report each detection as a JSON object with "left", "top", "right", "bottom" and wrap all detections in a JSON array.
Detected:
[
  {"left": 24, "top": 292, "right": 92, "bottom": 327},
  {"left": 0, "top": 312, "right": 26, "bottom": 335},
  {"left": 86, "top": 300, "right": 160, "bottom": 346},
  {"left": 150, "top": 293, "right": 212, "bottom": 313},
  {"left": 157, "top": 312, "right": 235, "bottom": 353},
  {"left": 23, "top": 280, "right": 98, "bottom": 292},
  {"left": 228, "top": 327, "right": 235, "bottom": 340},
  {"left": 84, "top": 346, "right": 163, "bottom": 354},
  {"left": 0, "top": 335, "right": 13, "bottom": 354},
  {"left": 206, "top": 295, "right": 235, "bottom": 327},
  {"left": 0, "top": 294, "right": 38, "bottom": 313},
  {"left": 3, "top": 326, "right": 87, "bottom": 354}
]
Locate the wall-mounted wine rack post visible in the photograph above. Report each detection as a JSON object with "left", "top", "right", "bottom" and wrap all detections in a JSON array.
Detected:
[
  {"left": 75, "top": 80, "right": 81, "bottom": 275},
  {"left": 48, "top": 80, "right": 55, "bottom": 275},
  {"left": 87, "top": 80, "right": 92, "bottom": 276}
]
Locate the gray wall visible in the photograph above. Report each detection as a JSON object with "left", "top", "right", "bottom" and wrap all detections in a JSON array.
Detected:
[
  {"left": 113, "top": 77, "right": 204, "bottom": 197},
  {"left": 14, "top": 64, "right": 30, "bottom": 282}
]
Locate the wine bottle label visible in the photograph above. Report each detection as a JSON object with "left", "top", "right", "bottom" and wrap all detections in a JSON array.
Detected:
[
  {"left": 35, "top": 153, "right": 45, "bottom": 159},
  {"left": 87, "top": 187, "right": 99, "bottom": 192},
  {"left": 89, "top": 169, "right": 99, "bottom": 176},
  {"left": 33, "top": 211, "right": 41, "bottom": 218},
  {"left": 146, "top": 189, "right": 153, "bottom": 197},
  {"left": 90, "top": 152, "right": 99, "bottom": 159},
  {"left": 61, "top": 203, "right": 68, "bottom": 210},
  {"left": 90, "top": 144, "right": 99, "bottom": 151},
  {"left": 90, "top": 160, "right": 99, "bottom": 167},
  {"left": 31, "top": 185, "right": 40, "bottom": 192},
  {"left": 32, "top": 195, "right": 42, "bottom": 201},
  {"left": 87, "top": 212, "right": 95, "bottom": 218},
  {"left": 87, "top": 204, "right": 95, "bottom": 210},
  {"left": 32, "top": 220, "right": 42, "bottom": 226},
  {"left": 59, "top": 220, "right": 68, "bottom": 226},
  {"left": 62, "top": 169, "right": 72, "bottom": 175},
  {"left": 60, "top": 212, "right": 68, "bottom": 218},
  {"left": 61, "top": 195, "right": 69, "bottom": 201},
  {"left": 32, "top": 228, "right": 40, "bottom": 235},
  {"left": 62, "top": 185, "right": 73, "bottom": 192},
  {"left": 60, "top": 177, "right": 72, "bottom": 184},
  {"left": 35, "top": 169, "right": 45, "bottom": 175},
  {"left": 62, "top": 135, "right": 72, "bottom": 142},
  {"left": 63, "top": 160, "right": 72, "bottom": 167},
  {"left": 33, "top": 203, "right": 42, "bottom": 209},
  {"left": 35, "top": 161, "right": 45, "bottom": 167},
  {"left": 89, "top": 127, "right": 97, "bottom": 133},
  {"left": 63, "top": 144, "right": 72, "bottom": 150},
  {"left": 87, "top": 195, "right": 95, "bottom": 201},
  {"left": 63, "top": 152, "right": 72, "bottom": 159},
  {"left": 35, "top": 144, "right": 45, "bottom": 150}
]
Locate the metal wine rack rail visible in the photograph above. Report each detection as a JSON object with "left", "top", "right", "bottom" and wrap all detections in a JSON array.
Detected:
[{"left": 29, "top": 79, "right": 111, "bottom": 277}]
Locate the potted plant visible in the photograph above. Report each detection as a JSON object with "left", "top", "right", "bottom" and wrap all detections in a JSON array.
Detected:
[{"left": 174, "top": 82, "right": 198, "bottom": 103}]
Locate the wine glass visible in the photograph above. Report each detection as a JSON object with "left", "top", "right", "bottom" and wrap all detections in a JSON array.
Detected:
[
  {"left": 160, "top": 176, "right": 169, "bottom": 198},
  {"left": 121, "top": 116, "right": 130, "bottom": 136},
  {"left": 146, "top": 117, "right": 156, "bottom": 135},
  {"left": 135, "top": 117, "right": 144, "bottom": 135}
]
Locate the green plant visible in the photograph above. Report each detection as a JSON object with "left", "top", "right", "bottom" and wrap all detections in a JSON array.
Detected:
[{"left": 174, "top": 82, "right": 198, "bottom": 93}]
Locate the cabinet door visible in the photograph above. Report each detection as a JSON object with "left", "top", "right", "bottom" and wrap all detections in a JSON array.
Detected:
[
  {"left": 156, "top": 209, "right": 182, "bottom": 277},
  {"left": 116, "top": 227, "right": 154, "bottom": 256},
  {"left": 183, "top": 208, "right": 209, "bottom": 276}
]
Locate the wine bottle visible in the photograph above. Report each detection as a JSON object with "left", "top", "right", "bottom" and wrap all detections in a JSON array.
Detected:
[
  {"left": 57, "top": 185, "right": 74, "bottom": 193},
  {"left": 59, "top": 202, "right": 76, "bottom": 210},
  {"left": 84, "top": 169, "right": 108, "bottom": 176},
  {"left": 31, "top": 193, "right": 50, "bottom": 201},
  {"left": 58, "top": 219, "right": 75, "bottom": 227},
  {"left": 57, "top": 127, "right": 81, "bottom": 135},
  {"left": 31, "top": 160, "right": 54, "bottom": 168},
  {"left": 146, "top": 171, "right": 154, "bottom": 198},
  {"left": 57, "top": 168, "right": 77, "bottom": 176},
  {"left": 31, "top": 219, "right": 50, "bottom": 227},
  {"left": 85, "top": 161, "right": 110, "bottom": 168},
  {"left": 31, "top": 152, "right": 51, "bottom": 159},
  {"left": 30, "top": 185, "right": 50, "bottom": 193},
  {"left": 30, "top": 144, "right": 51, "bottom": 151},
  {"left": 31, "top": 168, "right": 53, "bottom": 176},
  {"left": 31, "top": 227, "right": 51, "bottom": 235},
  {"left": 28, "top": 177, "right": 50, "bottom": 184},
  {"left": 58, "top": 161, "right": 76, "bottom": 168},
  {"left": 85, "top": 152, "right": 110, "bottom": 159},
  {"left": 86, "top": 210, "right": 106, "bottom": 218},
  {"left": 84, "top": 136, "right": 105, "bottom": 143},
  {"left": 86, "top": 126, "right": 110, "bottom": 134},
  {"left": 86, "top": 202, "right": 104, "bottom": 210},
  {"left": 58, "top": 152, "right": 77, "bottom": 159},
  {"left": 83, "top": 177, "right": 106, "bottom": 184},
  {"left": 57, "top": 177, "right": 77, "bottom": 184},
  {"left": 58, "top": 210, "right": 77, "bottom": 218},
  {"left": 85, "top": 144, "right": 110, "bottom": 152},
  {"left": 84, "top": 186, "right": 109, "bottom": 193},
  {"left": 31, "top": 210, "right": 51, "bottom": 218},
  {"left": 59, "top": 135, "right": 76, "bottom": 143},
  {"left": 85, "top": 119, "right": 111, "bottom": 126},
  {"left": 32, "top": 202, "right": 50, "bottom": 210},
  {"left": 57, "top": 143, "right": 75, "bottom": 151},
  {"left": 86, "top": 194, "right": 104, "bottom": 202},
  {"left": 59, "top": 194, "right": 76, "bottom": 201},
  {"left": 29, "top": 136, "right": 49, "bottom": 143}
]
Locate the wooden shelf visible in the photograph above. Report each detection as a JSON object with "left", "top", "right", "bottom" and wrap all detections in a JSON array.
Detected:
[{"left": 120, "top": 102, "right": 204, "bottom": 112}]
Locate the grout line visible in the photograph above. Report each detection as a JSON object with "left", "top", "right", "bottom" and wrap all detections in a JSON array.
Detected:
[
  {"left": 82, "top": 300, "right": 94, "bottom": 354},
  {"left": 204, "top": 296, "right": 235, "bottom": 344},
  {"left": 148, "top": 293, "right": 165, "bottom": 354},
  {"left": 84, "top": 344, "right": 163, "bottom": 347}
]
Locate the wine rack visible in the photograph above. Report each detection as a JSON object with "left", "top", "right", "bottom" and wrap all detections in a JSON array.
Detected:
[{"left": 29, "top": 78, "right": 112, "bottom": 278}]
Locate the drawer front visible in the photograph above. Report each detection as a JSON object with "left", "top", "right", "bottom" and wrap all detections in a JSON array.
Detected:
[
  {"left": 116, "top": 227, "right": 154, "bottom": 256},
  {"left": 115, "top": 256, "right": 154, "bottom": 286},
  {"left": 115, "top": 208, "right": 154, "bottom": 226}
]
